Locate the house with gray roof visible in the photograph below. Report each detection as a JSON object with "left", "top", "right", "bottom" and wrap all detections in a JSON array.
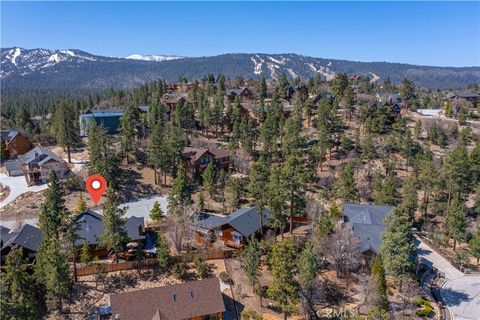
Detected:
[
  {"left": 343, "top": 203, "right": 393, "bottom": 259},
  {"left": 1, "top": 224, "right": 42, "bottom": 263},
  {"left": 14, "top": 146, "right": 70, "bottom": 185},
  {"left": 195, "top": 206, "right": 270, "bottom": 248},
  {"left": 74, "top": 210, "right": 145, "bottom": 256}
]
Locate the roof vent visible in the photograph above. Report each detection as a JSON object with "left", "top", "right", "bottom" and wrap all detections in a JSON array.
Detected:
[
  {"left": 190, "top": 290, "right": 194, "bottom": 299},
  {"left": 172, "top": 293, "right": 176, "bottom": 302},
  {"left": 115, "top": 314, "right": 121, "bottom": 319}
]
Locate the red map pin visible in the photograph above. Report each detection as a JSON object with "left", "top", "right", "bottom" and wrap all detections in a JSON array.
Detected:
[{"left": 86, "top": 174, "right": 107, "bottom": 205}]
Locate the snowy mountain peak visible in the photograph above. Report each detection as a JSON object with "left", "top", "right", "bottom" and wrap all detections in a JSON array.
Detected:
[{"left": 125, "top": 54, "right": 182, "bottom": 62}]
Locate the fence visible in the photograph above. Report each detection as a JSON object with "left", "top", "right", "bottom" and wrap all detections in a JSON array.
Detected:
[{"left": 76, "top": 249, "right": 237, "bottom": 277}]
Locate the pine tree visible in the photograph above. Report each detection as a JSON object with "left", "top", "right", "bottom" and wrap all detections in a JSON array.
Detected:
[
  {"left": 298, "top": 241, "right": 320, "bottom": 318},
  {"left": 35, "top": 171, "right": 70, "bottom": 312},
  {"left": 242, "top": 236, "right": 261, "bottom": 301},
  {"left": 369, "top": 254, "right": 389, "bottom": 311},
  {"left": 53, "top": 100, "right": 81, "bottom": 163},
  {"left": 156, "top": 233, "right": 172, "bottom": 273},
  {"left": 202, "top": 162, "right": 217, "bottom": 197},
  {"left": 150, "top": 201, "right": 164, "bottom": 221},
  {"left": 335, "top": 162, "right": 358, "bottom": 202},
  {"left": 267, "top": 239, "right": 299, "bottom": 319},
  {"left": 226, "top": 177, "right": 244, "bottom": 211},
  {"left": 119, "top": 103, "right": 138, "bottom": 164},
  {"left": 446, "top": 196, "right": 467, "bottom": 250},
  {"left": 469, "top": 229, "right": 480, "bottom": 265},
  {"left": 1, "top": 247, "right": 40, "bottom": 319},
  {"left": 380, "top": 207, "right": 415, "bottom": 281},
  {"left": 248, "top": 156, "right": 270, "bottom": 233},
  {"left": 100, "top": 188, "right": 128, "bottom": 262},
  {"left": 168, "top": 165, "right": 192, "bottom": 215},
  {"left": 280, "top": 154, "right": 310, "bottom": 234},
  {"left": 267, "top": 166, "right": 288, "bottom": 236},
  {"left": 74, "top": 193, "right": 88, "bottom": 214},
  {"left": 400, "top": 175, "right": 418, "bottom": 219},
  {"left": 147, "top": 122, "right": 164, "bottom": 185},
  {"left": 80, "top": 241, "right": 92, "bottom": 263}
]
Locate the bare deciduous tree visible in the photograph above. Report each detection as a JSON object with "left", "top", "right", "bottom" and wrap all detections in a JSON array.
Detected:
[{"left": 166, "top": 203, "right": 197, "bottom": 253}]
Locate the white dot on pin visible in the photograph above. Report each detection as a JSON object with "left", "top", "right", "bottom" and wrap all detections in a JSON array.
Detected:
[{"left": 92, "top": 180, "right": 101, "bottom": 190}]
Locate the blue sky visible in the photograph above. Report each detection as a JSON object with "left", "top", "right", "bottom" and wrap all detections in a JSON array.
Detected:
[{"left": 1, "top": 1, "right": 479, "bottom": 67}]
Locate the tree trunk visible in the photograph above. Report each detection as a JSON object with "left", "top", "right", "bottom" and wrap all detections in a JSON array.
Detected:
[
  {"left": 67, "top": 144, "right": 72, "bottom": 163},
  {"left": 154, "top": 168, "right": 158, "bottom": 185},
  {"left": 289, "top": 192, "right": 294, "bottom": 235},
  {"left": 453, "top": 238, "right": 457, "bottom": 251}
]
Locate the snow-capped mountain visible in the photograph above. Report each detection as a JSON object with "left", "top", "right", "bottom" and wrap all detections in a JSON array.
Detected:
[
  {"left": 1, "top": 47, "right": 116, "bottom": 78},
  {"left": 1, "top": 47, "right": 479, "bottom": 90},
  {"left": 125, "top": 54, "right": 183, "bottom": 62}
]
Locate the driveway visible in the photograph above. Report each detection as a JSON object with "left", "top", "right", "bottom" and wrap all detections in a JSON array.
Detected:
[{"left": 416, "top": 237, "right": 480, "bottom": 319}]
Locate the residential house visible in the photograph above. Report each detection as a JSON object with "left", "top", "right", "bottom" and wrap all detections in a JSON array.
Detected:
[
  {"left": 19, "top": 146, "right": 70, "bottom": 185},
  {"left": 163, "top": 93, "right": 188, "bottom": 113},
  {"left": 73, "top": 210, "right": 145, "bottom": 258},
  {"left": 110, "top": 278, "right": 225, "bottom": 320},
  {"left": 312, "top": 92, "right": 335, "bottom": 106},
  {"left": 451, "top": 92, "right": 479, "bottom": 109},
  {"left": 182, "top": 147, "right": 231, "bottom": 179},
  {"left": 195, "top": 206, "right": 271, "bottom": 249},
  {"left": 0, "top": 129, "right": 33, "bottom": 159},
  {"left": 225, "top": 87, "right": 254, "bottom": 102},
  {"left": 0, "top": 224, "right": 42, "bottom": 264},
  {"left": 79, "top": 110, "right": 124, "bottom": 136},
  {"left": 343, "top": 203, "right": 393, "bottom": 262}
]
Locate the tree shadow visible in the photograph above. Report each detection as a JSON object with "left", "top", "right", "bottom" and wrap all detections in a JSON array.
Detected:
[
  {"left": 117, "top": 167, "right": 156, "bottom": 202},
  {"left": 439, "top": 287, "right": 470, "bottom": 307}
]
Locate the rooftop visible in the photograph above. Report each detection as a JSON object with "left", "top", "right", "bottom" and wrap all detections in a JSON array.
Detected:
[{"left": 110, "top": 278, "right": 225, "bottom": 320}]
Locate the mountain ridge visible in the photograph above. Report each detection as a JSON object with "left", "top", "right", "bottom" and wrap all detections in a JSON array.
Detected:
[{"left": 2, "top": 47, "right": 479, "bottom": 90}]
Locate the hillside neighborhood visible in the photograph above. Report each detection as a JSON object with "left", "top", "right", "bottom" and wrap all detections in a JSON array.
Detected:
[
  {"left": 1, "top": 70, "right": 480, "bottom": 320},
  {"left": 1, "top": 2, "right": 480, "bottom": 320}
]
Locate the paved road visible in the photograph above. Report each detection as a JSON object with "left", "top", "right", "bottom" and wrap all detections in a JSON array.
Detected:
[{"left": 416, "top": 237, "right": 480, "bottom": 320}]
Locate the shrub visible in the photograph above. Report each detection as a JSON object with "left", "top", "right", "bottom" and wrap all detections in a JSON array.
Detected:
[
  {"left": 218, "top": 271, "right": 231, "bottom": 284},
  {"left": 416, "top": 305, "right": 433, "bottom": 317},
  {"left": 172, "top": 261, "right": 189, "bottom": 280}
]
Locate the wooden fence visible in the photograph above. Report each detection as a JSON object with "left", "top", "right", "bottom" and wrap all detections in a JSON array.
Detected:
[{"left": 76, "top": 249, "right": 237, "bottom": 277}]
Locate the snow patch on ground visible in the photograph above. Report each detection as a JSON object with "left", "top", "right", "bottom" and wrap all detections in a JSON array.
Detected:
[
  {"left": 6, "top": 48, "right": 21, "bottom": 66},
  {"left": 48, "top": 53, "right": 61, "bottom": 63},
  {"left": 268, "top": 56, "right": 286, "bottom": 65},
  {"left": 96, "top": 195, "right": 168, "bottom": 225},
  {"left": 266, "top": 62, "right": 278, "bottom": 79},
  {"left": 287, "top": 68, "right": 297, "bottom": 78},
  {"left": 126, "top": 54, "right": 182, "bottom": 62},
  {"left": 306, "top": 63, "right": 336, "bottom": 80},
  {"left": 60, "top": 50, "right": 76, "bottom": 57},
  {"left": 250, "top": 56, "right": 264, "bottom": 75},
  {"left": 416, "top": 109, "right": 442, "bottom": 117},
  {"left": 327, "top": 61, "right": 332, "bottom": 67},
  {"left": 369, "top": 72, "right": 380, "bottom": 83},
  {"left": 0, "top": 174, "right": 48, "bottom": 208}
]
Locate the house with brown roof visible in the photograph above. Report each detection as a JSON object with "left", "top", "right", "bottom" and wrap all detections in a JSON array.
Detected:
[
  {"left": 0, "top": 129, "right": 33, "bottom": 159},
  {"left": 182, "top": 146, "right": 230, "bottom": 179},
  {"left": 109, "top": 278, "right": 225, "bottom": 320}
]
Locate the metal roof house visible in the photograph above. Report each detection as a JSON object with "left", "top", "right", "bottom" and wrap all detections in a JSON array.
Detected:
[
  {"left": 195, "top": 206, "right": 271, "bottom": 248},
  {"left": 343, "top": 203, "right": 393, "bottom": 257},
  {"left": 79, "top": 111, "right": 124, "bottom": 136}
]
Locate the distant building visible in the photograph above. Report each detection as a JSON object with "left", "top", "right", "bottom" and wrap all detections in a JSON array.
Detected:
[
  {"left": 195, "top": 206, "right": 271, "bottom": 249},
  {"left": 182, "top": 146, "right": 230, "bottom": 179},
  {"left": 452, "top": 92, "right": 479, "bottom": 109},
  {"left": 79, "top": 111, "right": 124, "bottom": 136},
  {"left": 0, "top": 129, "right": 33, "bottom": 159},
  {"left": 225, "top": 87, "right": 254, "bottom": 102},
  {"left": 343, "top": 203, "right": 393, "bottom": 261},
  {"left": 1, "top": 224, "right": 42, "bottom": 264},
  {"left": 110, "top": 278, "right": 225, "bottom": 320}
]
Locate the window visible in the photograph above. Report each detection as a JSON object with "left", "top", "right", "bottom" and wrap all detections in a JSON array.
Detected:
[
  {"left": 203, "top": 314, "right": 217, "bottom": 320},
  {"left": 233, "top": 234, "right": 243, "bottom": 244}
]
